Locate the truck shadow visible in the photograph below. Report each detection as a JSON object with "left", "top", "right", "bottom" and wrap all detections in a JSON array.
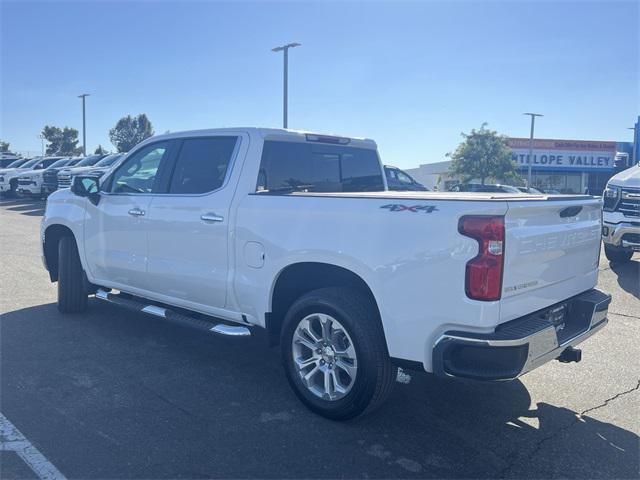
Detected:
[
  {"left": 1, "top": 301, "right": 637, "bottom": 479},
  {"left": 609, "top": 258, "right": 640, "bottom": 299},
  {"left": 0, "top": 197, "right": 46, "bottom": 216}
]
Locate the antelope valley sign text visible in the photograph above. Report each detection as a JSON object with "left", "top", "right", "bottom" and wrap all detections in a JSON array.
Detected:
[{"left": 508, "top": 138, "right": 616, "bottom": 170}]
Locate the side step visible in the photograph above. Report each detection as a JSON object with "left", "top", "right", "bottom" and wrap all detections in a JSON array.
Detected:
[{"left": 95, "top": 289, "right": 251, "bottom": 337}]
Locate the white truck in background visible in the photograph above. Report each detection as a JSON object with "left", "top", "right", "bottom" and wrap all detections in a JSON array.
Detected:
[
  {"left": 41, "top": 128, "right": 611, "bottom": 420},
  {"left": 602, "top": 163, "right": 640, "bottom": 263}
]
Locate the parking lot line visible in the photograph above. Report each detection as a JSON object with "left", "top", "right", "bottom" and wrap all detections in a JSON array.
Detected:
[{"left": 0, "top": 412, "right": 67, "bottom": 480}]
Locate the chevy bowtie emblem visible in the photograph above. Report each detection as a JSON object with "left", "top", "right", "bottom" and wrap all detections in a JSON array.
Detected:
[{"left": 380, "top": 204, "right": 438, "bottom": 213}]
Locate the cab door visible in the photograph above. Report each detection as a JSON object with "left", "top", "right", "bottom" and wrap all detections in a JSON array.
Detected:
[
  {"left": 83, "top": 141, "right": 175, "bottom": 290},
  {"left": 144, "top": 135, "right": 243, "bottom": 310}
]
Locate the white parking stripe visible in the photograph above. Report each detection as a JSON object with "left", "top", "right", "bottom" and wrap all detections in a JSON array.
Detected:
[{"left": 0, "top": 412, "right": 67, "bottom": 480}]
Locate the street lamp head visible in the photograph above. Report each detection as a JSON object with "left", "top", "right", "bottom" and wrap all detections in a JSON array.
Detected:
[
  {"left": 78, "top": 93, "right": 90, "bottom": 98},
  {"left": 523, "top": 112, "right": 544, "bottom": 117},
  {"left": 272, "top": 42, "right": 301, "bottom": 52}
]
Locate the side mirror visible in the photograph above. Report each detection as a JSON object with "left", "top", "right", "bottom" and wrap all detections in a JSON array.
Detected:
[{"left": 71, "top": 176, "right": 100, "bottom": 205}]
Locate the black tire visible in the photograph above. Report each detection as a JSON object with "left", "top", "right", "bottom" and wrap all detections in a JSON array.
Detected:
[
  {"left": 7, "top": 179, "right": 18, "bottom": 198},
  {"left": 57, "top": 235, "right": 88, "bottom": 313},
  {"left": 604, "top": 245, "right": 633, "bottom": 264},
  {"left": 281, "top": 287, "right": 396, "bottom": 420}
]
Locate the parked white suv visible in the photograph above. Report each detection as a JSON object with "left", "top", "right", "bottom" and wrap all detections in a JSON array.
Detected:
[
  {"left": 41, "top": 128, "right": 611, "bottom": 419},
  {"left": 602, "top": 163, "right": 640, "bottom": 263}
]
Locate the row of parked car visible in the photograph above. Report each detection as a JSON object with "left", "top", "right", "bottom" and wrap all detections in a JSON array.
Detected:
[
  {"left": 0, "top": 153, "right": 125, "bottom": 198},
  {"left": 0, "top": 152, "right": 565, "bottom": 200},
  {"left": 1, "top": 154, "right": 425, "bottom": 198}
]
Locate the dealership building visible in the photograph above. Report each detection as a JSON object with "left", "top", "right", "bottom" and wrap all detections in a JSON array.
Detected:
[{"left": 406, "top": 118, "right": 639, "bottom": 194}]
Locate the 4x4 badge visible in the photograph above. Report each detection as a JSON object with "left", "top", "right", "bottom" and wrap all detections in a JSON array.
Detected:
[{"left": 380, "top": 204, "right": 438, "bottom": 213}]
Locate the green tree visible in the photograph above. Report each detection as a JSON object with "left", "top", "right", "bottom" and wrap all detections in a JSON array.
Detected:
[
  {"left": 447, "top": 123, "right": 520, "bottom": 185},
  {"left": 109, "top": 114, "right": 154, "bottom": 152},
  {"left": 94, "top": 144, "right": 108, "bottom": 155},
  {"left": 0, "top": 140, "right": 10, "bottom": 152},
  {"left": 41, "top": 126, "right": 82, "bottom": 155}
]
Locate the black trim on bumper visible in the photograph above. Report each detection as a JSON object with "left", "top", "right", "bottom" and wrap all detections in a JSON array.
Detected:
[{"left": 433, "top": 289, "right": 611, "bottom": 381}]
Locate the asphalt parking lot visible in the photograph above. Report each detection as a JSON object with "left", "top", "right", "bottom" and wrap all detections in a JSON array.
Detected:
[{"left": 1, "top": 197, "right": 638, "bottom": 479}]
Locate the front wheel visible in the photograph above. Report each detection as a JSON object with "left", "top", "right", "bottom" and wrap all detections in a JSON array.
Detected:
[
  {"left": 7, "top": 180, "right": 18, "bottom": 198},
  {"left": 281, "top": 287, "right": 396, "bottom": 420},
  {"left": 604, "top": 245, "right": 634, "bottom": 264},
  {"left": 57, "top": 235, "right": 88, "bottom": 313}
]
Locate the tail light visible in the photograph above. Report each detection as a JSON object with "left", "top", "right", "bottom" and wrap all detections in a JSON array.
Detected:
[{"left": 459, "top": 216, "right": 505, "bottom": 301}]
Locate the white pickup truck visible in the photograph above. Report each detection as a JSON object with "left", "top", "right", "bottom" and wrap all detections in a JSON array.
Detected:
[
  {"left": 602, "top": 163, "right": 640, "bottom": 262},
  {"left": 42, "top": 128, "right": 611, "bottom": 419}
]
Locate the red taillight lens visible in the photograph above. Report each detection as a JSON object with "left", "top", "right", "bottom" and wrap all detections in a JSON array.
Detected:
[{"left": 459, "top": 216, "right": 505, "bottom": 301}]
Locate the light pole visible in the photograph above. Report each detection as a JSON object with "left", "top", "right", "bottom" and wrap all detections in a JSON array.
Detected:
[
  {"left": 271, "top": 43, "right": 301, "bottom": 129},
  {"left": 523, "top": 112, "right": 543, "bottom": 188},
  {"left": 628, "top": 126, "right": 638, "bottom": 166},
  {"left": 78, "top": 94, "right": 90, "bottom": 156},
  {"left": 38, "top": 134, "right": 45, "bottom": 157}
]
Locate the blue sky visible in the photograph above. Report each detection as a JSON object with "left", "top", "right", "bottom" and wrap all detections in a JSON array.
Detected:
[{"left": 1, "top": 0, "right": 638, "bottom": 168}]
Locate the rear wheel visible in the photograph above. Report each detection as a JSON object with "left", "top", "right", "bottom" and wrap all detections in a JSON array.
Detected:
[
  {"left": 604, "top": 245, "right": 633, "bottom": 264},
  {"left": 281, "top": 287, "right": 395, "bottom": 420},
  {"left": 57, "top": 235, "right": 88, "bottom": 313}
]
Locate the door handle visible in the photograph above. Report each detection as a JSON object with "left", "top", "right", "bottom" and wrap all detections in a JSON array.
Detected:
[
  {"left": 201, "top": 213, "right": 224, "bottom": 223},
  {"left": 128, "top": 208, "right": 145, "bottom": 217}
]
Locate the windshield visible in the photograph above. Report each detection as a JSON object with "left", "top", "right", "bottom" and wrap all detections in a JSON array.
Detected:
[
  {"left": 19, "top": 158, "right": 41, "bottom": 169},
  {"left": 75, "top": 155, "right": 103, "bottom": 167},
  {"left": 95, "top": 154, "right": 123, "bottom": 167},
  {"left": 6, "top": 159, "right": 27, "bottom": 168},
  {"left": 47, "top": 159, "right": 71, "bottom": 169},
  {"left": 499, "top": 185, "right": 521, "bottom": 193},
  {"left": 396, "top": 170, "right": 417, "bottom": 184}
]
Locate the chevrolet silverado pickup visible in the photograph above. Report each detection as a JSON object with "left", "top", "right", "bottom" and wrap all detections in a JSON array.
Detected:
[
  {"left": 602, "top": 163, "right": 640, "bottom": 263},
  {"left": 0, "top": 157, "right": 61, "bottom": 196},
  {"left": 41, "top": 128, "right": 611, "bottom": 419},
  {"left": 42, "top": 157, "right": 83, "bottom": 195},
  {"left": 55, "top": 154, "right": 107, "bottom": 190},
  {"left": 17, "top": 157, "right": 76, "bottom": 198}
]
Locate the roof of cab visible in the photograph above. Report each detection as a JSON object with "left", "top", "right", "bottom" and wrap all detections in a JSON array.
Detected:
[{"left": 146, "top": 127, "right": 377, "bottom": 149}]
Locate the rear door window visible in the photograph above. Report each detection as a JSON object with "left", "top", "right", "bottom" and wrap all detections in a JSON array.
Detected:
[
  {"left": 168, "top": 136, "right": 238, "bottom": 194},
  {"left": 257, "top": 141, "right": 384, "bottom": 193}
]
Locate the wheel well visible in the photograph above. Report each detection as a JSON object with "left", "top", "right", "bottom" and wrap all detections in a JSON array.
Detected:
[
  {"left": 267, "top": 262, "right": 382, "bottom": 346},
  {"left": 44, "top": 224, "right": 74, "bottom": 282}
]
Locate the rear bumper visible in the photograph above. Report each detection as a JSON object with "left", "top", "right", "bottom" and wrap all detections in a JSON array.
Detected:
[
  {"left": 602, "top": 221, "right": 640, "bottom": 250},
  {"left": 433, "top": 289, "right": 611, "bottom": 381}
]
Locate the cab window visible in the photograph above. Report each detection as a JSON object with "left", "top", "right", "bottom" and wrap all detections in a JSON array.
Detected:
[
  {"left": 257, "top": 141, "right": 384, "bottom": 193},
  {"left": 168, "top": 137, "right": 238, "bottom": 194}
]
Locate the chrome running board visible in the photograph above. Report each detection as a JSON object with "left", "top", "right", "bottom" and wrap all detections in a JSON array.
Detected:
[{"left": 95, "top": 289, "right": 251, "bottom": 337}]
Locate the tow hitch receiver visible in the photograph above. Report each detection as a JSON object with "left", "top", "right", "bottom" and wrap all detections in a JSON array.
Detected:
[{"left": 557, "top": 346, "right": 582, "bottom": 363}]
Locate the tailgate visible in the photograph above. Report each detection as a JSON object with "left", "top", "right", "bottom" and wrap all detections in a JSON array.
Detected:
[{"left": 500, "top": 196, "right": 602, "bottom": 322}]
